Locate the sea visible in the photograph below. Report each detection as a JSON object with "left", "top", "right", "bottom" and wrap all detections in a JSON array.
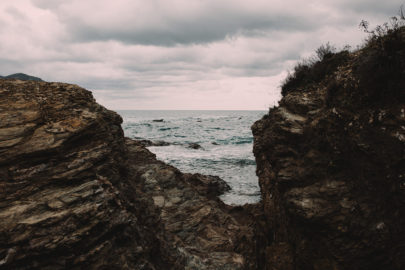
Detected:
[{"left": 118, "top": 110, "right": 266, "bottom": 205}]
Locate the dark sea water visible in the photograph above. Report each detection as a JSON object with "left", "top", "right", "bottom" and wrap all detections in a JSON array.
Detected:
[{"left": 118, "top": 110, "right": 266, "bottom": 205}]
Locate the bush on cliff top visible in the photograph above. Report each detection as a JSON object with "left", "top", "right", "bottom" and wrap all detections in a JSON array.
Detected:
[
  {"left": 281, "top": 47, "right": 350, "bottom": 96},
  {"left": 281, "top": 10, "right": 405, "bottom": 103},
  {"left": 353, "top": 17, "right": 405, "bottom": 106}
]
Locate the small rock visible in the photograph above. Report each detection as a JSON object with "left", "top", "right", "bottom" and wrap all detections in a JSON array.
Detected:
[
  {"left": 184, "top": 173, "right": 230, "bottom": 197},
  {"left": 137, "top": 139, "right": 171, "bottom": 146},
  {"left": 137, "top": 139, "right": 153, "bottom": 146},
  {"left": 187, "top": 143, "right": 202, "bottom": 150},
  {"left": 153, "top": 140, "right": 171, "bottom": 146}
]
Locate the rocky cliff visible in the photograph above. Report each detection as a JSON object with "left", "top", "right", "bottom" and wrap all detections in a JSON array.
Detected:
[
  {"left": 1, "top": 26, "right": 404, "bottom": 270},
  {"left": 252, "top": 27, "right": 405, "bottom": 269},
  {"left": 0, "top": 79, "right": 261, "bottom": 269},
  {"left": 0, "top": 79, "right": 161, "bottom": 269}
]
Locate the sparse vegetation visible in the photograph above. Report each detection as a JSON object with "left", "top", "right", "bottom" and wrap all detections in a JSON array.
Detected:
[
  {"left": 354, "top": 7, "right": 405, "bottom": 106},
  {"left": 281, "top": 44, "right": 350, "bottom": 96},
  {"left": 315, "top": 42, "right": 336, "bottom": 61},
  {"left": 281, "top": 7, "right": 405, "bottom": 107},
  {"left": 359, "top": 6, "right": 405, "bottom": 40}
]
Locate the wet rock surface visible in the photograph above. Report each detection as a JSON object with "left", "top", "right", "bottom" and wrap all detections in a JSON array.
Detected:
[
  {"left": 187, "top": 143, "right": 203, "bottom": 150},
  {"left": 137, "top": 139, "right": 204, "bottom": 150},
  {"left": 137, "top": 139, "right": 171, "bottom": 147},
  {"left": 0, "top": 79, "right": 261, "bottom": 269},
  {"left": 252, "top": 36, "right": 405, "bottom": 269}
]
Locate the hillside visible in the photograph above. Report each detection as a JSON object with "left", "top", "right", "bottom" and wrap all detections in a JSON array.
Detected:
[{"left": 0, "top": 73, "right": 43, "bottom": 81}]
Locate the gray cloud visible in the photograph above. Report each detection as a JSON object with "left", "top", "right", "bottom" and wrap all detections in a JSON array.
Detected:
[
  {"left": 67, "top": 13, "right": 318, "bottom": 46},
  {"left": 0, "top": 0, "right": 403, "bottom": 109},
  {"left": 32, "top": 0, "right": 326, "bottom": 46},
  {"left": 332, "top": 0, "right": 403, "bottom": 15}
]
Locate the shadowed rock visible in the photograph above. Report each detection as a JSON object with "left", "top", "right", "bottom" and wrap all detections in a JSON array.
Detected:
[
  {"left": 187, "top": 142, "right": 203, "bottom": 149},
  {"left": 183, "top": 173, "right": 230, "bottom": 198},
  {"left": 0, "top": 79, "right": 166, "bottom": 269},
  {"left": 126, "top": 139, "right": 261, "bottom": 269},
  {"left": 137, "top": 139, "right": 171, "bottom": 147},
  {"left": 252, "top": 29, "right": 405, "bottom": 269},
  {"left": 0, "top": 79, "right": 261, "bottom": 269}
]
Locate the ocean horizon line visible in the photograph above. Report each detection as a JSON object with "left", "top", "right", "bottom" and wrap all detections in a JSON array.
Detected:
[{"left": 115, "top": 109, "right": 267, "bottom": 112}]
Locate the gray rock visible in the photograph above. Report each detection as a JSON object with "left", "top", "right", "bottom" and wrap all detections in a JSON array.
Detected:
[{"left": 187, "top": 142, "right": 203, "bottom": 149}]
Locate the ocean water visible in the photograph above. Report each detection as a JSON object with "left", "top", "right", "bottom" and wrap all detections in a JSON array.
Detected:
[{"left": 118, "top": 110, "right": 266, "bottom": 205}]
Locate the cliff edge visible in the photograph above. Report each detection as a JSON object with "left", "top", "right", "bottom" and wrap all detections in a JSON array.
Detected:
[
  {"left": 0, "top": 79, "right": 260, "bottom": 269},
  {"left": 252, "top": 27, "right": 405, "bottom": 269},
  {"left": 0, "top": 79, "right": 162, "bottom": 269}
]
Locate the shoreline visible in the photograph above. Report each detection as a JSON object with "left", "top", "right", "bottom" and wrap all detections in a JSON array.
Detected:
[{"left": 120, "top": 109, "right": 264, "bottom": 206}]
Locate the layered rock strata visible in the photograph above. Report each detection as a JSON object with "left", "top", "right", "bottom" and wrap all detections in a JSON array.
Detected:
[
  {"left": 126, "top": 139, "right": 262, "bottom": 269},
  {"left": 252, "top": 31, "right": 405, "bottom": 269},
  {"left": 0, "top": 79, "right": 260, "bottom": 269},
  {"left": 0, "top": 79, "right": 162, "bottom": 269}
]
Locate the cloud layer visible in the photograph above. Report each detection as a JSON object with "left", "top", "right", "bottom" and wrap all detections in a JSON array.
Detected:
[{"left": 0, "top": 0, "right": 403, "bottom": 109}]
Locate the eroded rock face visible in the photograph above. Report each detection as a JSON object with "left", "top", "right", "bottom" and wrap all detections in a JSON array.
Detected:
[
  {"left": 252, "top": 49, "right": 405, "bottom": 268},
  {"left": 0, "top": 79, "right": 163, "bottom": 269},
  {"left": 125, "top": 139, "right": 262, "bottom": 270},
  {"left": 0, "top": 79, "right": 262, "bottom": 269}
]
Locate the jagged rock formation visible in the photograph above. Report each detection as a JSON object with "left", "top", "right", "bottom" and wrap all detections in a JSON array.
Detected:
[
  {"left": 252, "top": 27, "right": 405, "bottom": 269},
  {"left": 126, "top": 139, "right": 262, "bottom": 269},
  {"left": 3, "top": 27, "right": 403, "bottom": 270},
  {"left": 0, "top": 79, "right": 260, "bottom": 269},
  {"left": 0, "top": 79, "right": 162, "bottom": 269}
]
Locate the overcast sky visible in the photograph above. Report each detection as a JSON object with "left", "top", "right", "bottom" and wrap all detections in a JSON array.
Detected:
[{"left": 0, "top": 0, "right": 403, "bottom": 110}]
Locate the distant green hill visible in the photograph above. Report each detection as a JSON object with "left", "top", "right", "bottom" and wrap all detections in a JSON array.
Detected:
[{"left": 0, "top": 73, "right": 43, "bottom": 82}]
